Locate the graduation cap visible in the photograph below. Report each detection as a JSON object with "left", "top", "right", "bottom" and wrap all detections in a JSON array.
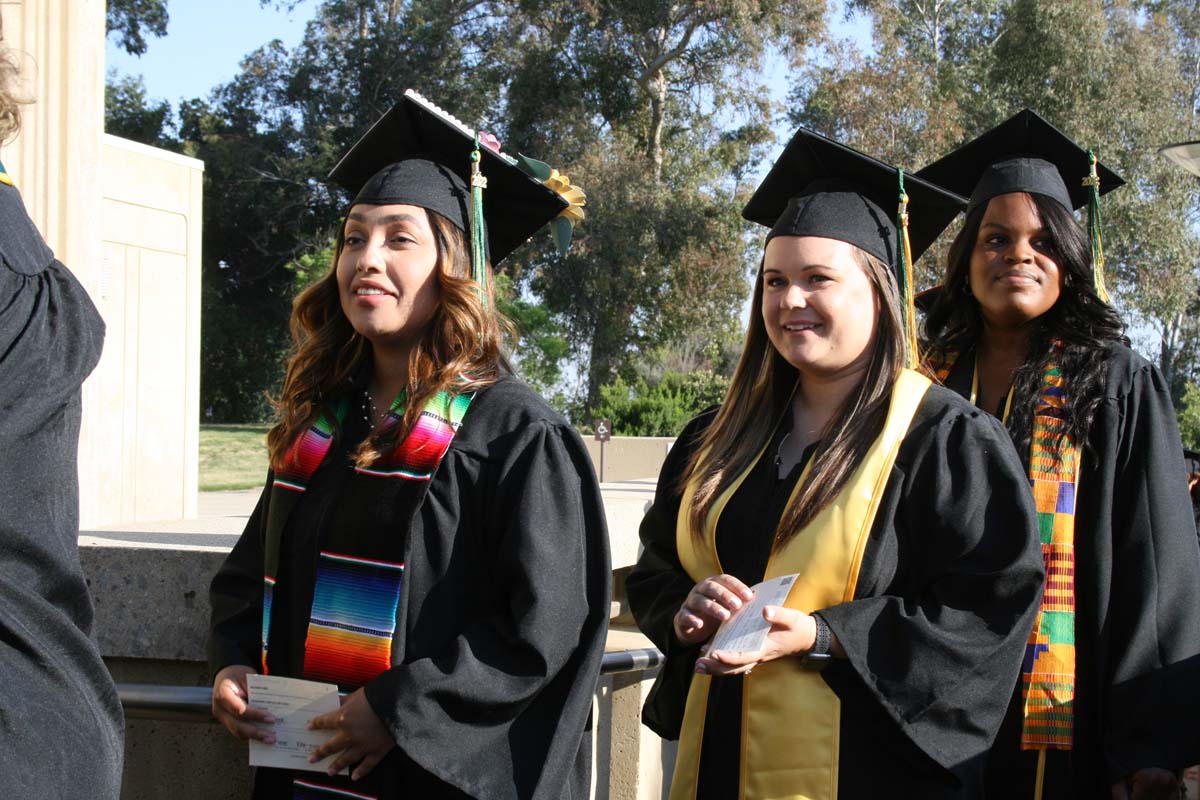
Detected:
[
  {"left": 743, "top": 126, "right": 966, "bottom": 368},
  {"left": 328, "top": 89, "right": 584, "bottom": 285},
  {"left": 916, "top": 109, "right": 1124, "bottom": 302},
  {"left": 916, "top": 109, "right": 1123, "bottom": 214}
]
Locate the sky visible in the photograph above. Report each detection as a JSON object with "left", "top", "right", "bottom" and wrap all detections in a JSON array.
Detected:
[{"left": 105, "top": 1, "right": 318, "bottom": 104}]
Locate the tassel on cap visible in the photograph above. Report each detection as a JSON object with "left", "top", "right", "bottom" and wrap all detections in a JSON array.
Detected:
[
  {"left": 1084, "top": 150, "right": 1111, "bottom": 303},
  {"left": 469, "top": 133, "right": 489, "bottom": 307},
  {"left": 896, "top": 169, "right": 919, "bottom": 369}
]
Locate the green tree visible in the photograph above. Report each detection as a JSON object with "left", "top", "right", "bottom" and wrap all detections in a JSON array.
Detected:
[
  {"left": 106, "top": 0, "right": 169, "bottom": 56},
  {"left": 104, "top": 72, "right": 174, "bottom": 147},
  {"left": 593, "top": 369, "right": 730, "bottom": 436}
]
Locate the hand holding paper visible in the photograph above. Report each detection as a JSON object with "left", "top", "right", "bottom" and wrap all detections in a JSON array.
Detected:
[
  {"left": 247, "top": 675, "right": 347, "bottom": 775},
  {"left": 695, "top": 574, "right": 821, "bottom": 677}
]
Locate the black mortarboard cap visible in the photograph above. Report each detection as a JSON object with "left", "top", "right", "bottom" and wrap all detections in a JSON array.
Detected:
[
  {"left": 916, "top": 109, "right": 1124, "bottom": 214},
  {"left": 328, "top": 89, "right": 570, "bottom": 264},
  {"left": 742, "top": 127, "right": 966, "bottom": 268}
]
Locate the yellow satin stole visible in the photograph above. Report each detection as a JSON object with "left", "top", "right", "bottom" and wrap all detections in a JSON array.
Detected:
[{"left": 669, "top": 369, "right": 931, "bottom": 800}]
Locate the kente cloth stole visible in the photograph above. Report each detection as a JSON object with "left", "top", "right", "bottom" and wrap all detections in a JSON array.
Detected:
[
  {"left": 669, "top": 369, "right": 931, "bottom": 800},
  {"left": 925, "top": 345, "right": 1077, "bottom": 750},
  {"left": 0, "top": 161, "right": 13, "bottom": 186},
  {"left": 260, "top": 387, "right": 474, "bottom": 681}
]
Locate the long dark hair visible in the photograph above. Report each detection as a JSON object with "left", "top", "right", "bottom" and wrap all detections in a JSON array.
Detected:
[
  {"left": 683, "top": 246, "right": 905, "bottom": 550},
  {"left": 922, "top": 193, "right": 1124, "bottom": 455}
]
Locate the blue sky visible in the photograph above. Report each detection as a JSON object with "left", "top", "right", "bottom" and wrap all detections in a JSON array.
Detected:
[{"left": 106, "top": 1, "right": 318, "bottom": 103}]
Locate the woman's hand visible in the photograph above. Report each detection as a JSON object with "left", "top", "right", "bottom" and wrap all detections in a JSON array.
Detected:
[
  {"left": 1110, "top": 768, "right": 1181, "bottom": 800},
  {"left": 694, "top": 606, "right": 817, "bottom": 676},
  {"left": 674, "top": 574, "right": 755, "bottom": 645},
  {"left": 308, "top": 688, "right": 395, "bottom": 781},
  {"left": 211, "top": 664, "right": 276, "bottom": 743}
]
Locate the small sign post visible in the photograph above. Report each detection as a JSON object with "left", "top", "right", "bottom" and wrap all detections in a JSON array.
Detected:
[{"left": 594, "top": 419, "right": 612, "bottom": 483}]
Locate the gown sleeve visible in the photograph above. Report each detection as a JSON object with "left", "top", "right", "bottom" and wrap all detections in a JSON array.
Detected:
[
  {"left": 626, "top": 412, "right": 714, "bottom": 738},
  {"left": 362, "top": 420, "right": 610, "bottom": 795},
  {"left": 207, "top": 478, "right": 271, "bottom": 674},
  {"left": 1094, "top": 361, "right": 1200, "bottom": 779},
  {"left": 818, "top": 399, "right": 1045, "bottom": 773}
]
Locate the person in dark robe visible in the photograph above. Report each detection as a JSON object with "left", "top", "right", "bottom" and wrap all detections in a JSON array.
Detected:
[
  {"left": 0, "top": 25, "right": 123, "bottom": 800},
  {"left": 917, "top": 108, "right": 1200, "bottom": 800},
  {"left": 626, "top": 127, "right": 1046, "bottom": 799},
  {"left": 207, "top": 89, "right": 610, "bottom": 800}
]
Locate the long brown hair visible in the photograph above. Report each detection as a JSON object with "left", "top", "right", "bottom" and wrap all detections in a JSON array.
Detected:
[
  {"left": 267, "top": 208, "right": 508, "bottom": 468},
  {"left": 684, "top": 245, "right": 905, "bottom": 550}
]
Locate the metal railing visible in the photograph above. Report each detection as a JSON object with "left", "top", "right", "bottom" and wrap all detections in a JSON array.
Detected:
[{"left": 117, "top": 646, "right": 664, "bottom": 723}]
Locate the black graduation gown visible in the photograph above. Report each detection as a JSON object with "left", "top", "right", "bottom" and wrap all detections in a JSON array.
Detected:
[
  {"left": 0, "top": 173, "right": 123, "bottom": 797},
  {"left": 627, "top": 385, "right": 1046, "bottom": 798},
  {"left": 941, "top": 344, "right": 1200, "bottom": 798},
  {"left": 208, "top": 375, "right": 611, "bottom": 800}
]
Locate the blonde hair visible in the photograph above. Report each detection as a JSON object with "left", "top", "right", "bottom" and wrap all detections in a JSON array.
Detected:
[
  {"left": 684, "top": 246, "right": 905, "bottom": 549},
  {"left": 0, "top": 16, "right": 25, "bottom": 143},
  {"left": 266, "top": 208, "right": 509, "bottom": 469}
]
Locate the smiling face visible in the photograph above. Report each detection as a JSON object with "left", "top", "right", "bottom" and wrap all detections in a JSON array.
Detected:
[
  {"left": 336, "top": 203, "right": 442, "bottom": 349},
  {"left": 968, "top": 192, "right": 1063, "bottom": 329},
  {"left": 761, "top": 235, "right": 880, "bottom": 379}
]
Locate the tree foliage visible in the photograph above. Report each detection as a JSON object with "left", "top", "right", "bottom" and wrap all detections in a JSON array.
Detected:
[
  {"left": 106, "top": 0, "right": 169, "bottom": 56},
  {"left": 593, "top": 369, "right": 730, "bottom": 436}
]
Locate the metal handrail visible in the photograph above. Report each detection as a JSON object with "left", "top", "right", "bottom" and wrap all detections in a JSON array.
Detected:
[{"left": 117, "top": 646, "right": 664, "bottom": 723}]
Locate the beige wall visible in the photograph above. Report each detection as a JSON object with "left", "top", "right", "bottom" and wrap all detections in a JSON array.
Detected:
[
  {"left": 3, "top": 1, "right": 204, "bottom": 526},
  {"left": 82, "top": 136, "right": 204, "bottom": 524}
]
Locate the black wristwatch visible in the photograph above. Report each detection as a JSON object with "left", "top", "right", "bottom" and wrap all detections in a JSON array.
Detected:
[{"left": 803, "top": 614, "right": 832, "bottom": 666}]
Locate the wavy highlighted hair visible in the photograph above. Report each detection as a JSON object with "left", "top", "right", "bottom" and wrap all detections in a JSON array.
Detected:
[
  {"left": 683, "top": 245, "right": 905, "bottom": 549},
  {"left": 0, "top": 16, "right": 27, "bottom": 144},
  {"left": 266, "top": 208, "right": 509, "bottom": 468}
]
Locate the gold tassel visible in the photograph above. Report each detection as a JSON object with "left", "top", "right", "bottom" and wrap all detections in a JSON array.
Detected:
[{"left": 897, "top": 172, "right": 919, "bottom": 369}]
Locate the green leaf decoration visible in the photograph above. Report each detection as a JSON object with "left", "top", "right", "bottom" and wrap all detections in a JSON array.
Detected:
[
  {"left": 553, "top": 216, "right": 574, "bottom": 256},
  {"left": 516, "top": 153, "right": 552, "bottom": 181}
]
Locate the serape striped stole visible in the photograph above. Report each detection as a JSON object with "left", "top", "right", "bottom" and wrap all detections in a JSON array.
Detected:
[
  {"left": 926, "top": 343, "right": 1078, "bottom": 750},
  {"left": 260, "top": 386, "right": 474, "bottom": 684}
]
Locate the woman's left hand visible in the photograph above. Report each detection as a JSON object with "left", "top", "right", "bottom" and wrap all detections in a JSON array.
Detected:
[
  {"left": 694, "top": 606, "right": 816, "bottom": 676},
  {"left": 308, "top": 688, "right": 396, "bottom": 780}
]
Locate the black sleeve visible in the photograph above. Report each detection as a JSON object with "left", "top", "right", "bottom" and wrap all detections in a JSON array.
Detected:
[
  {"left": 818, "top": 404, "right": 1045, "bottom": 773},
  {"left": 363, "top": 422, "right": 609, "bottom": 789},
  {"left": 207, "top": 479, "right": 271, "bottom": 673},
  {"left": 626, "top": 412, "right": 714, "bottom": 739},
  {"left": 1100, "top": 364, "right": 1200, "bottom": 778}
]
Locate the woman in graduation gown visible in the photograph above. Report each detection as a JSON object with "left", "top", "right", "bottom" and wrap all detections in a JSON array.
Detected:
[
  {"left": 917, "top": 109, "right": 1200, "bottom": 799},
  {"left": 626, "top": 128, "right": 1046, "bottom": 799},
  {"left": 0, "top": 25, "right": 123, "bottom": 800},
  {"left": 207, "top": 90, "right": 610, "bottom": 800}
]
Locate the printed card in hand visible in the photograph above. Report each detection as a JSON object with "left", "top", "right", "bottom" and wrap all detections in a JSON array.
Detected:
[
  {"left": 247, "top": 674, "right": 348, "bottom": 774},
  {"left": 707, "top": 574, "right": 799, "bottom": 654}
]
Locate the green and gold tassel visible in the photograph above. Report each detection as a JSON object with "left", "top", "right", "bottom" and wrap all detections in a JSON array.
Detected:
[
  {"left": 469, "top": 134, "right": 489, "bottom": 308},
  {"left": 1084, "top": 150, "right": 1111, "bottom": 303},
  {"left": 896, "top": 169, "right": 919, "bottom": 369}
]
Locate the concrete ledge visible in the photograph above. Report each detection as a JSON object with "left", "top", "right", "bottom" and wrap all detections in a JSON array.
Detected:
[{"left": 80, "top": 484, "right": 654, "bottom": 660}]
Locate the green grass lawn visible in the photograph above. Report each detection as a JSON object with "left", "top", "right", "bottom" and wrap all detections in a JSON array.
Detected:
[{"left": 199, "top": 424, "right": 271, "bottom": 492}]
